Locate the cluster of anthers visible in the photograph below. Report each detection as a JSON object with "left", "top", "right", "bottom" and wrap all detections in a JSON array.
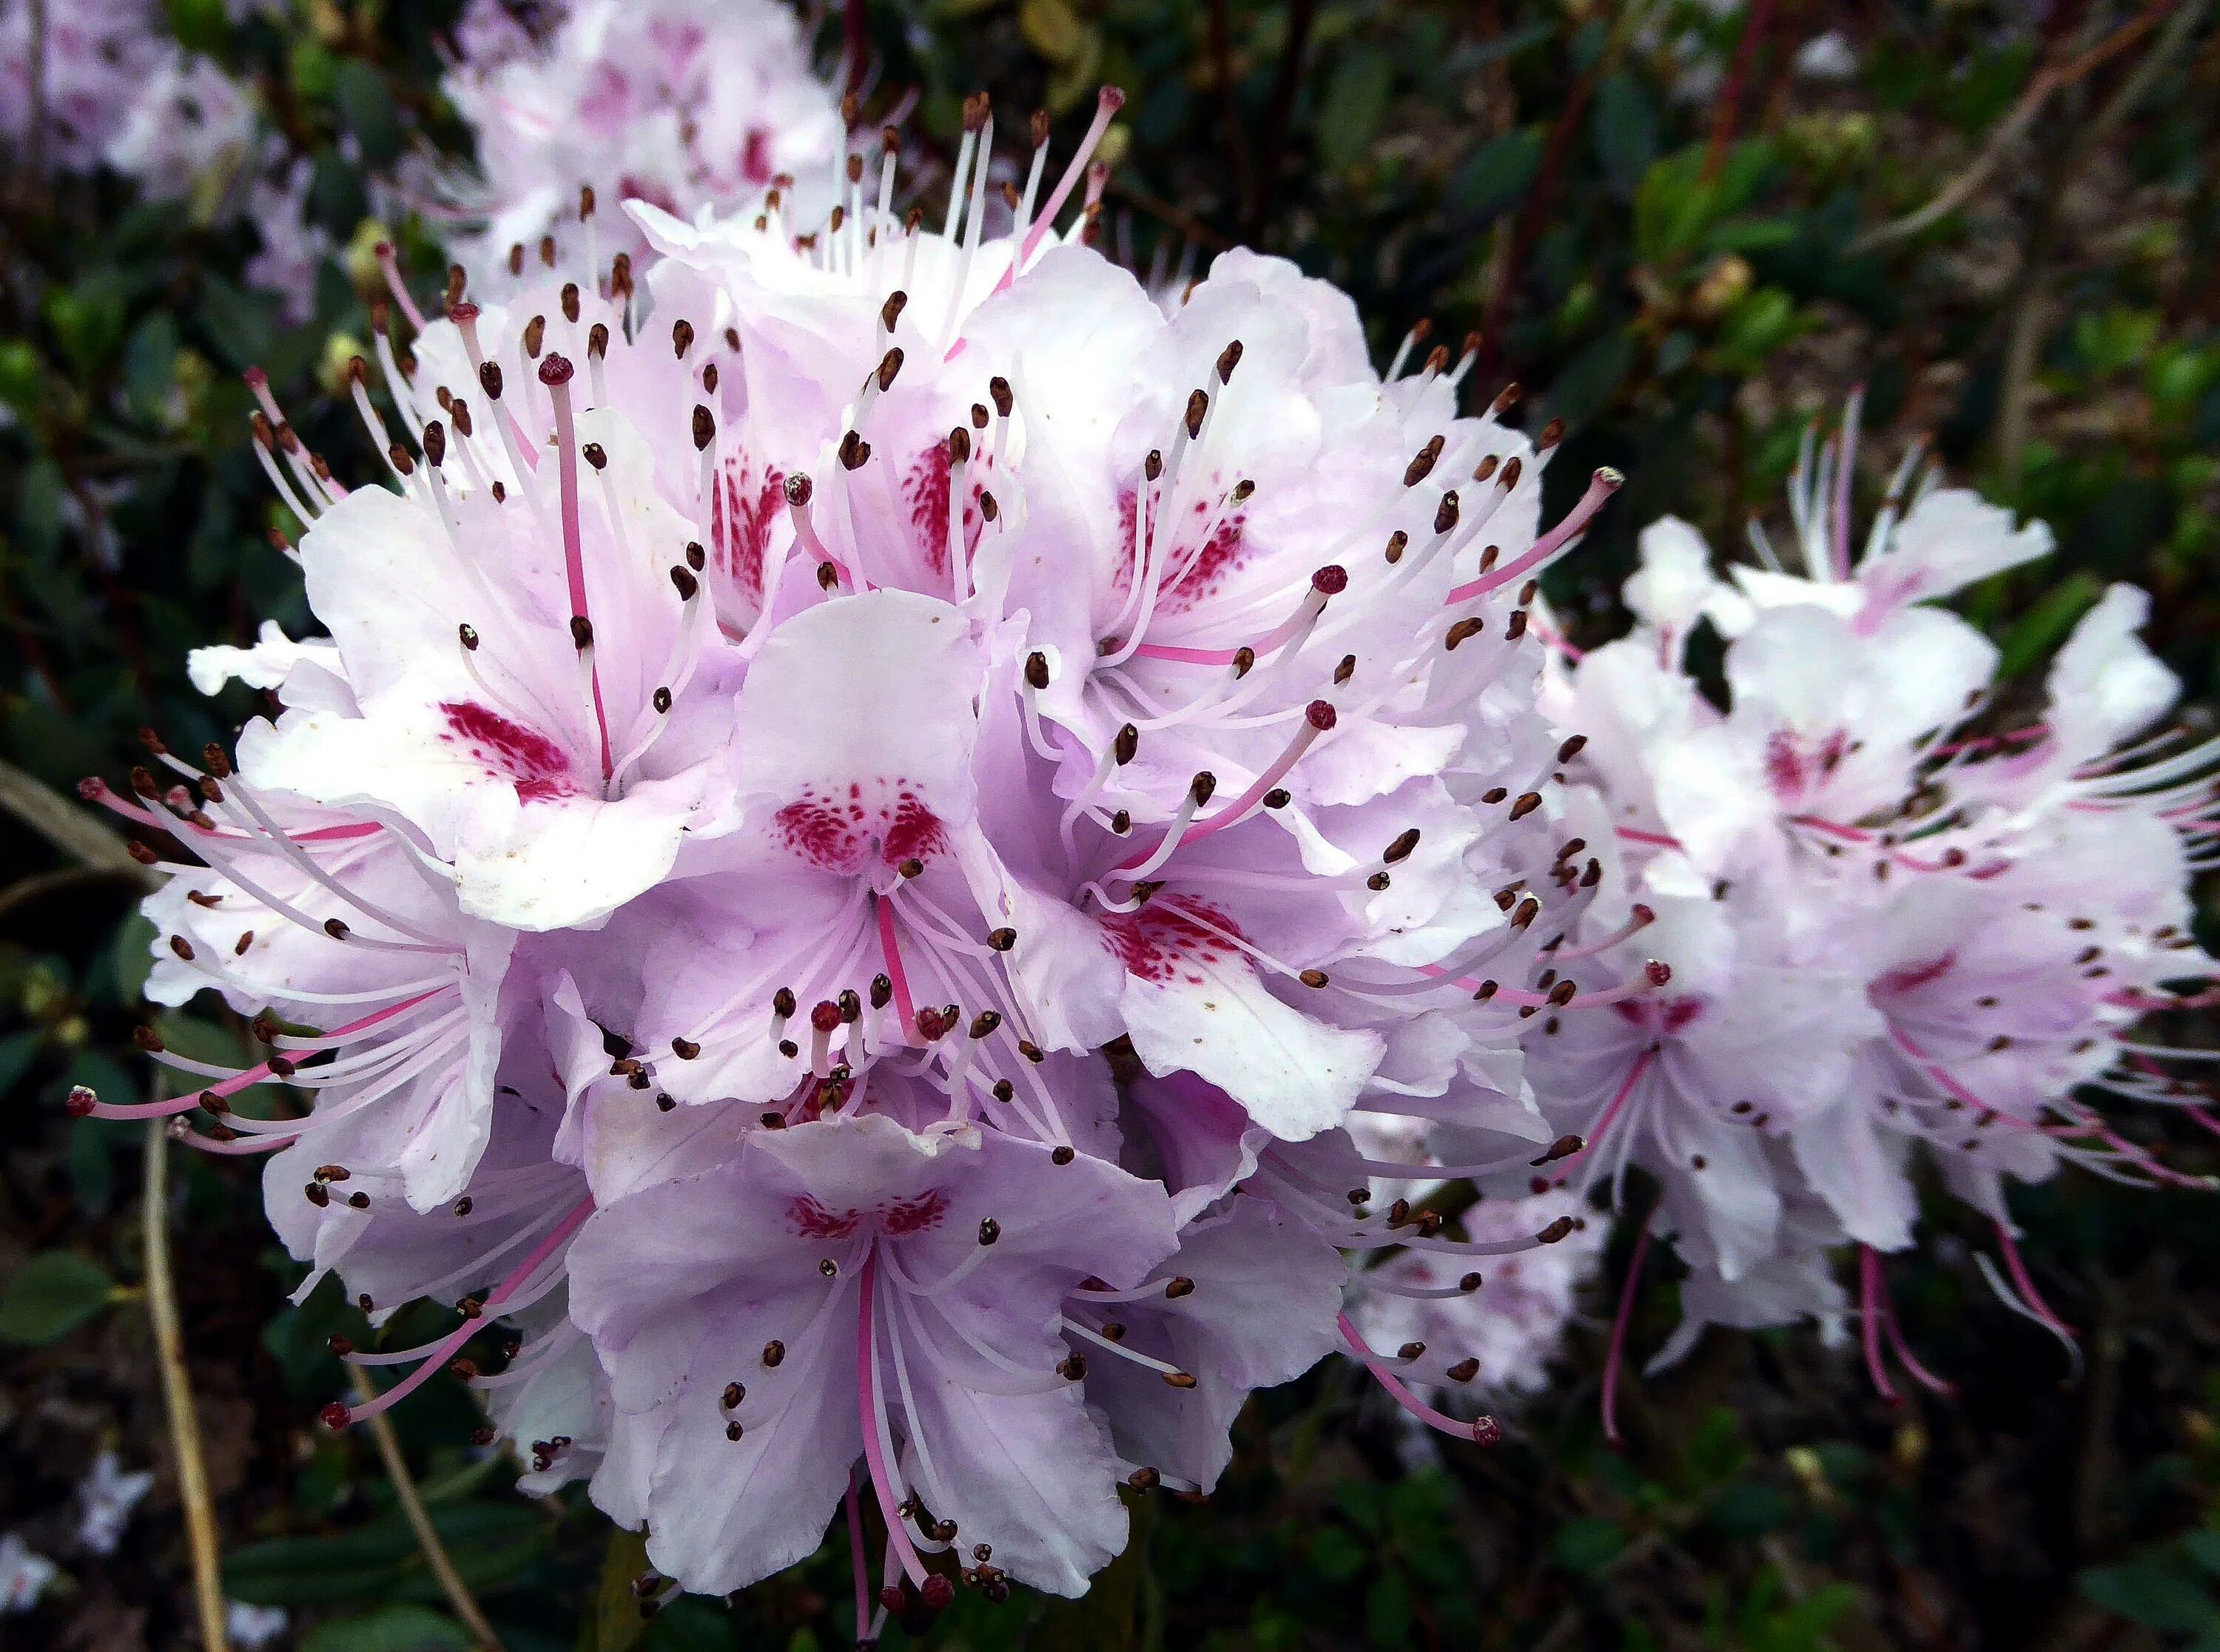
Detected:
[{"left": 79, "top": 86, "right": 1662, "bottom": 1622}]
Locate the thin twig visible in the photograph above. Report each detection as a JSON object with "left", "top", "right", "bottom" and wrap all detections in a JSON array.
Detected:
[
  {"left": 0, "top": 756, "right": 154, "bottom": 881},
  {"left": 144, "top": 1116, "right": 232, "bottom": 1652},
  {"left": 1851, "top": 0, "right": 2182, "bottom": 253},
  {"left": 1478, "top": 50, "right": 1597, "bottom": 383},
  {"left": 0, "top": 863, "right": 147, "bottom": 925},
  {"left": 1106, "top": 177, "right": 1234, "bottom": 255},
  {"left": 350, "top": 1366, "right": 506, "bottom": 1651},
  {"left": 1701, "top": 0, "right": 1777, "bottom": 182},
  {"left": 1997, "top": 0, "right": 2206, "bottom": 476},
  {"left": 1243, "top": 0, "right": 1317, "bottom": 240}
]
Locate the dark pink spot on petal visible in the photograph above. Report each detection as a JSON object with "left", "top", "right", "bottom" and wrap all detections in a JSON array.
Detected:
[
  {"left": 904, "top": 447, "right": 989, "bottom": 579},
  {"left": 1873, "top": 953, "right": 1957, "bottom": 1000},
  {"left": 789, "top": 1196, "right": 861, "bottom": 1239},
  {"left": 1101, "top": 902, "right": 1241, "bottom": 983},
  {"left": 879, "top": 1190, "right": 948, "bottom": 1234},
  {"left": 437, "top": 701, "right": 582, "bottom": 802},
  {"left": 713, "top": 457, "right": 784, "bottom": 604}
]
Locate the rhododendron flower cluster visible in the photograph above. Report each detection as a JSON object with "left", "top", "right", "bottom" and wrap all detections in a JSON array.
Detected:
[
  {"left": 1530, "top": 406, "right": 2219, "bottom": 1406},
  {"left": 435, "top": 0, "right": 845, "bottom": 293},
  {"left": 86, "top": 92, "right": 1648, "bottom": 1618}
]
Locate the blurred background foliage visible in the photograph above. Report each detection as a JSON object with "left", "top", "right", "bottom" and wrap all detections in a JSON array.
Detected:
[{"left": 4, "top": 0, "right": 2220, "bottom": 1648}]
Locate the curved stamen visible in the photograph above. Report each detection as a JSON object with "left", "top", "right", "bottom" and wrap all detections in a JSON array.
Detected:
[{"left": 1339, "top": 1314, "right": 1498, "bottom": 1443}]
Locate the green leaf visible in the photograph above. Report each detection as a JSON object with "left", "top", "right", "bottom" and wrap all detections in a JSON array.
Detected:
[
  {"left": 1318, "top": 51, "right": 1395, "bottom": 172},
  {"left": 1713, "top": 287, "right": 1804, "bottom": 374},
  {"left": 1552, "top": 1516, "right": 1627, "bottom": 1575},
  {"left": 1707, "top": 1480, "right": 1793, "bottom": 1539},
  {"left": 0, "top": 1029, "right": 41, "bottom": 1099},
  {"left": 2183, "top": 1526, "right": 2220, "bottom": 1576},
  {"left": 1994, "top": 570, "right": 2099, "bottom": 680},
  {"left": 0, "top": 1251, "right": 121, "bottom": 1344},
  {"left": 224, "top": 1502, "right": 548, "bottom": 1608},
  {"left": 1544, "top": 330, "right": 1635, "bottom": 428},
  {"left": 114, "top": 914, "right": 158, "bottom": 1005},
  {"left": 332, "top": 60, "right": 405, "bottom": 169},
  {"left": 2081, "top": 1563, "right": 2220, "bottom": 1633},
  {"left": 1365, "top": 1568, "right": 1413, "bottom": 1649},
  {"left": 198, "top": 274, "right": 279, "bottom": 373},
  {"left": 1450, "top": 128, "right": 1543, "bottom": 223},
  {"left": 300, "top": 1605, "right": 471, "bottom": 1652},
  {"left": 1592, "top": 74, "right": 1658, "bottom": 195},
  {"left": 593, "top": 1525, "right": 653, "bottom": 1652},
  {"left": 45, "top": 274, "right": 130, "bottom": 375},
  {"left": 1704, "top": 216, "right": 1800, "bottom": 255},
  {"left": 1310, "top": 1524, "right": 1368, "bottom": 1583}
]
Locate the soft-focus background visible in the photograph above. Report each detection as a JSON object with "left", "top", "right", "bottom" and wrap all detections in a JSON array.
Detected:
[{"left": 4, "top": 2, "right": 2219, "bottom": 1648}]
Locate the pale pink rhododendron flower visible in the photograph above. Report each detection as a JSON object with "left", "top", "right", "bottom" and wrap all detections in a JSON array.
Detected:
[
  {"left": 1, "top": 0, "right": 166, "bottom": 173},
  {"left": 436, "top": 0, "right": 845, "bottom": 292},
  {"left": 1533, "top": 404, "right": 2219, "bottom": 1411},
  {"left": 85, "top": 92, "right": 1650, "bottom": 1617},
  {"left": 1346, "top": 1185, "right": 1608, "bottom": 1405}
]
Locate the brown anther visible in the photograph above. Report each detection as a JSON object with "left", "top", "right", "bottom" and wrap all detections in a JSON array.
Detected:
[
  {"left": 1052, "top": 1146, "right": 1076, "bottom": 1165},
  {"left": 1162, "top": 1370, "right": 1198, "bottom": 1389},
  {"left": 1537, "top": 1216, "right": 1576, "bottom": 1244},
  {"left": 581, "top": 442, "right": 608, "bottom": 471},
  {"left": 761, "top": 1340, "right": 785, "bottom": 1368},
  {"left": 1185, "top": 389, "right": 1208, "bottom": 438},
  {"left": 1444, "top": 617, "right": 1486, "bottom": 650},
  {"left": 1163, "top": 1276, "right": 1194, "bottom": 1298},
  {"left": 978, "top": 1218, "right": 1000, "bottom": 1246},
  {"left": 1507, "top": 792, "right": 1542, "bottom": 820},
  {"left": 840, "top": 431, "right": 870, "bottom": 469},
  {"left": 477, "top": 360, "right": 504, "bottom": 399},
  {"left": 1445, "top": 1357, "right": 1481, "bottom": 1383},
  {"left": 670, "top": 564, "right": 700, "bottom": 600},
  {"left": 560, "top": 282, "right": 581, "bottom": 323}
]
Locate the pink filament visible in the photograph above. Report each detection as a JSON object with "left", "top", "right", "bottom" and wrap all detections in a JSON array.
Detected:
[
  {"left": 374, "top": 243, "right": 428, "bottom": 334},
  {"left": 1119, "top": 714, "right": 1328, "bottom": 869},
  {"left": 338, "top": 1195, "right": 596, "bottom": 1425},
  {"left": 1128, "top": 582, "right": 1327, "bottom": 667},
  {"left": 83, "top": 782, "right": 379, "bottom": 846},
  {"left": 92, "top": 991, "right": 445, "bottom": 1122},
  {"left": 1872, "top": 1260, "right": 1955, "bottom": 1398},
  {"left": 542, "top": 367, "right": 615, "bottom": 783},
  {"left": 1858, "top": 1246, "right": 1900, "bottom": 1406},
  {"left": 1993, "top": 1221, "right": 2075, "bottom": 1341},
  {"left": 1601, "top": 1212, "right": 1653, "bottom": 1446},
  {"left": 1551, "top": 1051, "right": 1655, "bottom": 1184},
  {"left": 876, "top": 897, "right": 918, "bottom": 1040},
  {"left": 856, "top": 1247, "right": 931, "bottom": 1588},
  {"left": 1338, "top": 1313, "right": 1493, "bottom": 1443},
  {"left": 1003, "top": 89, "right": 1126, "bottom": 279},
  {"left": 1442, "top": 468, "right": 1620, "bottom": 607},
  {"left": 846, "top": 1469, "right": 872, "bottom": 1643}
]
